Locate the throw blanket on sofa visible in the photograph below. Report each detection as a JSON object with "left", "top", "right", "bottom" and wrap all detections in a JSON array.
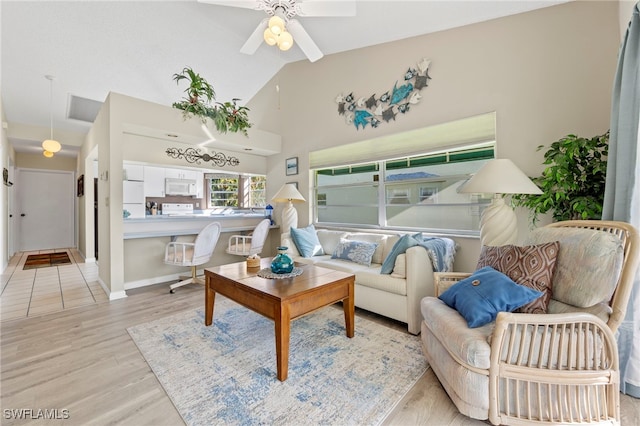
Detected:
[{"left": 381, "top": 234, "right": 457, "bottom": 274}]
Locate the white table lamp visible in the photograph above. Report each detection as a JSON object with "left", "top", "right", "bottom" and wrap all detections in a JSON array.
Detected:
[
  {"left": 460, "top": 159, "right": 542, "bottom": 246},
  {"left": 271, "top": 184, "right": 306, "bottom": 234}
]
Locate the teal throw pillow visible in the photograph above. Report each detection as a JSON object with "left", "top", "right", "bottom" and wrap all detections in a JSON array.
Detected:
[
  {"left": 332, "top": 238, "right": 378, "bottom": 266},
  {"left": 380, "top": 232, "right": 423, "bottom": 274},
  {"left": 438, "top": 266, "right": 543, "bottom": 328},
  {"left": 290, "top": 224, "right": 324, "bottom": 257}
]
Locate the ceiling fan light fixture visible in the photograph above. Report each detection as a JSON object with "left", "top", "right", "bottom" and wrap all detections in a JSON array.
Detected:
[
  {"left": 42, "top": 139, "right": 61, "bottom": 153},
  {"left": 263, "top": 27, "right": 278, "bottom": 46},
  {"left": 277, "top": 30, "right": 294, "bottom": 51},
  {"left": 268, "top": 15, "right": 285, "bottom": 35},
  {"left": 43, "top": 150, "right": 54, "bottom": 158}
]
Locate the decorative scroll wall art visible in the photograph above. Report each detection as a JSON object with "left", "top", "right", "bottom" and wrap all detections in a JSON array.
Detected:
[
  {"left": 165, "top": 147, "right": 240, "bottom": 167},
  {"left": 336, "top": 58, "right": 432, "bottom": 130}
]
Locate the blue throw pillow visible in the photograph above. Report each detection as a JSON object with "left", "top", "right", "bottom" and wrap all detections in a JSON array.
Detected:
[
  {"left": 290, "top": 224, "right": 324, "bottom": 257},
  {"left": 332, "top": 239, "right": 378, "bottom": 266},
  {"left": 380, "top": 232, "right": 423, "bottom": 274},
  {"left": 438, "top": 266, "right": 544, "bottom": 328}
]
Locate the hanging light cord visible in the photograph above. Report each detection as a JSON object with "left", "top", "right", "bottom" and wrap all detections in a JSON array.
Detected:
[{"left": 47, "top": 75, "right": 54, "bottom": 140}]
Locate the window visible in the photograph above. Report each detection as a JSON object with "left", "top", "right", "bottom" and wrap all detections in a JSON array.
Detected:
[
  {"left": 247, "top": 175, "right": 266, "bottom": 207},
  {"left": 313, "top": 144, "right": 494, "bottom": 234},
  {"left": 207, "top": 174, "right": 266, "bottom": 209}
]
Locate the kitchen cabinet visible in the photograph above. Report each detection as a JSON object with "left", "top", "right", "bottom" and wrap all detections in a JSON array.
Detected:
[
  {"left": 123, "top": 164, "right": 144, "bottom": 181},
  {"left": 144, "top": 166, "right": 165, "bottom": 197},
  {"left": 195, "top": 171, "right": 205, "bottom": 198},
  {"left": 123, "top": 181, "right": 144, "bottom": 203},
  {"left": 164, "top": 169, "right": 196, "bottom": 180}
]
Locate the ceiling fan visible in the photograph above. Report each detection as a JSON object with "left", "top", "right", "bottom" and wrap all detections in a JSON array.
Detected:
[{"left": 198, "top": 0, "right": 356, "bottom": 62}]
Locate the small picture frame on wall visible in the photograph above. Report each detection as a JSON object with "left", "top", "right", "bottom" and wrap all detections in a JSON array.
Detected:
[
  {"left": 286, "top": 181, "right": 298, "bottom": 189},
  {"left": 286, "top": 157, "right": 298, "bottom": 176},
  {"left": 77, "top": 175, "right": 84, "bottom": 197}
]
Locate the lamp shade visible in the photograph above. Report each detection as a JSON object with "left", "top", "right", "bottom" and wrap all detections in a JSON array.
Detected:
[
  {"left": 272, "top": 184, "right": 305, "bottom": 203},
  {"left": 43, "top": 150, "right": 54, "bottom": 158},
  {"left": 459, "top": 159, "right": 542, "bottom": 195}
]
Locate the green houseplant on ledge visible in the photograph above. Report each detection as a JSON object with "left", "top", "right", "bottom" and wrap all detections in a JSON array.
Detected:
[
  {"left": 513, "top": 131, "right": 609, "bottom": 224},
  {"left": 171, "top": 67, "right": 252, "bottom": 136}
]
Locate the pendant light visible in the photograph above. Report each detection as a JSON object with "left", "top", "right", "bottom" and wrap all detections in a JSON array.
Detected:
[{"left": 42, "top": 75, "right": 61, "bottom": 157}]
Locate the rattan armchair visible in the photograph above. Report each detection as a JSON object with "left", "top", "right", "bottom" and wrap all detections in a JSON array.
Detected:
[{"left": 421, "top": 220, "right": 639, "bottom": 425}]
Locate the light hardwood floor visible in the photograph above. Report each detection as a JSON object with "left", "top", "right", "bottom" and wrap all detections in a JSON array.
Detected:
[{"left": 1, "top": 279, "right": 639, "bottom": 425}]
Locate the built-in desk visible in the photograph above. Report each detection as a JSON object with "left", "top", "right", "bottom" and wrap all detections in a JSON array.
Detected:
[{"left": 122, "top": 214, "right": 280, "bottom": 290}]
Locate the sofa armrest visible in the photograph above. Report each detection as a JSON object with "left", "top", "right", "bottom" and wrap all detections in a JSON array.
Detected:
[
  {"left": 434, "top": 272, "right": 472, "bottom": 297},
  {"left": 405, "top": 246, "right": 437, "bottom": 334}
]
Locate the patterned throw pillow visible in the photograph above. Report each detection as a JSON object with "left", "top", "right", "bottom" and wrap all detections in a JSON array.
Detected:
[
  {"left": 476, "top": 242, "right": 560, "bottom": 314},
  {"left": 331, "top": 239, "right": 379, "bottom": 266}
]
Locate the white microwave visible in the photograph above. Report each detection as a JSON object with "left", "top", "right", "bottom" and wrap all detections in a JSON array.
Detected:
[{"left": 165, "top": 178, "right": 197, "bottom": 196}]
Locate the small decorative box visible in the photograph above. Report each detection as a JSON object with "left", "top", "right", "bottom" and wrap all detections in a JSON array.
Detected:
[{"left": 247, "top": 256, "right": 261, "bottom": 268}]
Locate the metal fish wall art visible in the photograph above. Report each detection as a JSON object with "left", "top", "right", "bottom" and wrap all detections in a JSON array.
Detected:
[{"left": 336, "top": 58, "right": 432, "bottom": 130}]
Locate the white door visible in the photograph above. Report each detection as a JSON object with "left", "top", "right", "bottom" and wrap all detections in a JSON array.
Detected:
[{"left": 16, "top": 169, "right": 74, "bottom": 251}]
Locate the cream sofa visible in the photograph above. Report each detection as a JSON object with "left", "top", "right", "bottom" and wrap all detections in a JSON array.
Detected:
[{"left": 282, "top": 228, "right": 450, "bottom": 335}]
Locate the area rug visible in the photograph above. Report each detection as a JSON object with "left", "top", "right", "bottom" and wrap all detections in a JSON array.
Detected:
[
  {"left": 127, "top": 296, "right": 428, "bottom": 426},
  {"left": 23, "top": 252, "right": 71, "bottom": 270}
]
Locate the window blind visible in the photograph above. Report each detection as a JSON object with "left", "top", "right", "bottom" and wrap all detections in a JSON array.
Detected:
[{"left": 309, "top": 112, "right": 496, "bottom": 170}]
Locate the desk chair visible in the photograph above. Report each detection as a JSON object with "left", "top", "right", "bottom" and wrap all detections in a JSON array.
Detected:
[
  {"left": 164, "top": 221, "right": 222, "bottom": 293},
  {"left": 226, "top": 219, "right": 270, "bottom": 257}
]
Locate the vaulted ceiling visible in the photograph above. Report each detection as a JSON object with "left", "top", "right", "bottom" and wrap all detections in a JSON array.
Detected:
[{"left": 1, "top": 0, "right": 569, "bottom": 157}]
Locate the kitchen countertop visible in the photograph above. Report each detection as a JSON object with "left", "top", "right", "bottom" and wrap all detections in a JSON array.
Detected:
[
  {"left": 126, "top": 213, "right": 267, "bottom": 220},
  {"left": 123, "top": 213, "right": 275, "bottom": 239}
]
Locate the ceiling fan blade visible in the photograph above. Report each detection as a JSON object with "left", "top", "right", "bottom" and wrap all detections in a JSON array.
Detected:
[
  {"left": 196, "top": 0, "right": 261, "bottom": 10},
  {"left": 287, "top": 19, "right": 323, "bottom": 62},
  {"left": 297, "top": 0, "right": 356, "bottom": 17},
  {"left": 240, "top": 18, "right": 268, "bottom": 54}
]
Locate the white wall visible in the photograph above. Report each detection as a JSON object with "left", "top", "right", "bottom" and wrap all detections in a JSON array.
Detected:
[
  {"left": 0, "top": 100, "right": 14, "bottom": 270},
  {"left": 248, "top": 0, "right": 621, "bottom": 271}
]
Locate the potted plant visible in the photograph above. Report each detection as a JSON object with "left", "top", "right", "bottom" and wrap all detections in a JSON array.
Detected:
[
  {"left": 513, "top": 131, "right": 609, "bottom": 224},
  {"left": 171, "top": 67, "right": 252, "bottom": 136}
]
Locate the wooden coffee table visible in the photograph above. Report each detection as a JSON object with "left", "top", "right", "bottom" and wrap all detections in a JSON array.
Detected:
[{"left": 204, "top": 258, "right": 355, "bottom": 381}]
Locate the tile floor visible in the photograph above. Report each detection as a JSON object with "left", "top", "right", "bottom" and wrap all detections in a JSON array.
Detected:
[{"left": 0, "top": 249, "right": 108, "bottom": 321}]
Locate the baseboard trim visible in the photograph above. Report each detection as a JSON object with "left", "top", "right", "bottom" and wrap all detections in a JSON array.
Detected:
[
  {"left": 124, "top": 273, "right": 183, "bottom": 290},
  {"left": 109, "top": 290, "right": 128, "bottom": 301},
  {"left": 96, "top": 277, "right": 128, "bottom": 300}
]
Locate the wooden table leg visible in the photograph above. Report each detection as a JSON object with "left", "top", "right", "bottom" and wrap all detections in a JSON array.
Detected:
[
  {"left": 343, "top": 279, "right": 355, "bottom": 338},
  {"left": 205, "top": 276, "right": 216, "bottom": 326},
  {"left": 274, "top": 303, "right": 291, "bottom": 381}
]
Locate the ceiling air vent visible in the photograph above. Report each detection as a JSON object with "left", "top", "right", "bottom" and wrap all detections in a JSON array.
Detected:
[{"left": 67, "top": 95, "right": 102, "bottom": 123}]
